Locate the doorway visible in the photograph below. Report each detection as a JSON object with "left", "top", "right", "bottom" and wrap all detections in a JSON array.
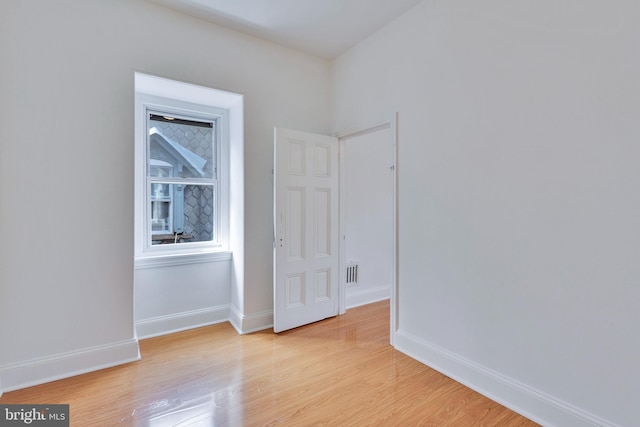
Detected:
[
  {"left": 338, "top": 123, "right": 396, "bottom": 328},
  {"left": 273, "top": 120, "right": 397, "bottom": 337}
]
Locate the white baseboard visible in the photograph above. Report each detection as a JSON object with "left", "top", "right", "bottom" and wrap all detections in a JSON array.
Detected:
[
  {"left": 393, "top": 330, "right": 618, "bottom": 427},
  {"left": 346, "top": 285, "right": 390, "bottom": 309},
  {"left": 229, "top": 305, "right": 273, "bottom": 334},
  {"left": 135, "top": 305, "right": 230, "bottom": 339},
  {"left": 228, "top": 304, "right": 242, "bottom": 333},
  {"left": 0, "top": 338, "right": 140, "bottom": 393}
]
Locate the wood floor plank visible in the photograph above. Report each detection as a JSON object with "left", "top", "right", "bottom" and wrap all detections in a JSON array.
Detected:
[{"left": 0, "top": 301, "right": 539, "bottom": 426}]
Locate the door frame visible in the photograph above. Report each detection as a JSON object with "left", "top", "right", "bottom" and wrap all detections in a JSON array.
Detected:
[{"left": 336, "top": 114, "right": 398, "bottom": 345}]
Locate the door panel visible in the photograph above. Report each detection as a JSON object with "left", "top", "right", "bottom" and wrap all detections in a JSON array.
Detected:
[{"left": 274, "top": 128, "right": 339, "bottom": 333}]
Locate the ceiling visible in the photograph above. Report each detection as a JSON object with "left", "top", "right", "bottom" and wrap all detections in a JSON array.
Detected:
[{"left": 150, "top": 0, "right": 424, "bottom": 58}]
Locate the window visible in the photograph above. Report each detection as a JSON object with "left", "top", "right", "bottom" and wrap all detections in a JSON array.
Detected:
[
  {"left": 147, "top": 115, "right": 217, "bottom": 245},
  {"left": 134, "top": 74, "right": 241, "bottom": 261}
]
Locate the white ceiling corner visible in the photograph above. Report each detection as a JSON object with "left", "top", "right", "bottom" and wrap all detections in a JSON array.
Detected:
[{"left": 149, "top": 0, "right": 424, "bottom": 58}]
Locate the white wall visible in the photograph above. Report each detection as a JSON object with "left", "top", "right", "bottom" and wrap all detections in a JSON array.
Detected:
[
  {"left": 343, "top": 127, "right": 394, "bottom": 308},
  {"left": 134, "top": 260, "right": 231, "bottom": 338},
  {"left": 332, "top": 1, "right": 640, "bottom": 426},
  {"left": 0, "top": 0, "right": 331, "bottom": 392}
]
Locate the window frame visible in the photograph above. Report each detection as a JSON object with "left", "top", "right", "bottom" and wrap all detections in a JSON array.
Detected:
[
  {"left": 135, "top": 89, "right": 230, "bottom": 260},
  {"left": 146, "top": 107, "right": 220, "bottom": 247}
]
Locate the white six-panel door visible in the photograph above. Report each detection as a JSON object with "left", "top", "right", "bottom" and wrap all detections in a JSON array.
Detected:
[{"left": 274, "top": 128, "right": 339, "bottom": 333}]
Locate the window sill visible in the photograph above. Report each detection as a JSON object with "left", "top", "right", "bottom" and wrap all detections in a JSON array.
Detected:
[{"left": 135, "top": 250, "right": 232, "bottom": 269}]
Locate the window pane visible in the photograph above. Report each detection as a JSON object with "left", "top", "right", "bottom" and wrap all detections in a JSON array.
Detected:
[
  {"left": 150, "top": 184, "right": 214, "bottom": 246},
  {"left": 150, "top": 164, "right": 173, "bottom": 178},
  {"left": 182, "top": 185, "right": 215, "bottom": 242},
  {"left": 148, "top": 119, "right": 215, "bottom": 180},
  {"left": 151, "top": 201, "right": 171, "bottom": 233},
  {"left": 151, "top": 183, "right": 171, "bottom": 200}
]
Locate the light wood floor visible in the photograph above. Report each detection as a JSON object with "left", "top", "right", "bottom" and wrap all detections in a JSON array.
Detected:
[{"left": 0, "top": 301, "right": 538, "bottom": 426}]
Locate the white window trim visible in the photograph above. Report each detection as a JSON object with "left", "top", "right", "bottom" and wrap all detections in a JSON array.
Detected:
[
  {"left": 134, "top": 250, "right": 233, "bottom": 270},
  {"left": 134, "top": 74, "right": 241, "bottom": 265}
]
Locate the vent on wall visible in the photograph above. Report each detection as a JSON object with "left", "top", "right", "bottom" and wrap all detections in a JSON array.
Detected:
[{"left": 346, "top": 264, "right": 358, "bottom": 286}]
